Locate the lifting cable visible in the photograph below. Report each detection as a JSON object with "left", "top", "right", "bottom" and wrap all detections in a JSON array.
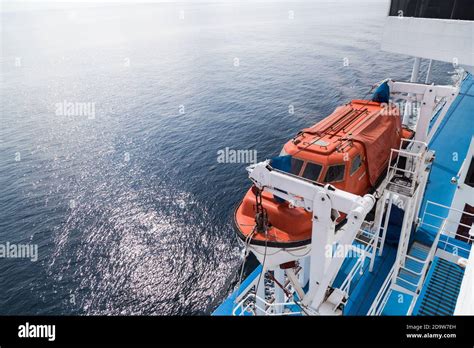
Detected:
[
  {"left": 234, "top": 185, "right": 269, "bottom": 307},
  {"left": 234, "top": 225, "right": 256, "bottom": 305},
  {"left": 251, "top": 185, "right": 269, "bottom": 311}
]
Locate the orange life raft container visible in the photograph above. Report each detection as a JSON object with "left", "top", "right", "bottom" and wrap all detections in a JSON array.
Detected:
[{"left": 235, "top": 100, "right": 414, "bottom": 248}]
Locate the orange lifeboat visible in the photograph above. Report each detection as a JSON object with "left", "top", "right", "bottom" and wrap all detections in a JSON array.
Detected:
[{"left": 235, "top": 99, "right": 414, "bottom": 248}]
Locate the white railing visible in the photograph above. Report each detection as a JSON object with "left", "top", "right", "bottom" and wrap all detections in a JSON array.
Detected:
[
  {"left": 232, "top": 264, "right": 306, "bottom": 316},
  {"left": 232, "top": 293, "right": 302, "bottom": 316},
  {"left": 367, "top": 264, "right": 396, "bottom": 315},
  {"left": 417, "top": 225, "right": 441, "bottom": 285},
  {"left": 233, "top": 274, "right": 261, "bottom": 305},
  {"left": 385, "top": 139, "right": 428, "bottom": 197},
  {"left": 420, "top": 200, "right": 473, "bottom": 256},
  {"left": 339, "top": 257, "right": 364, "bottom": 295},
  {"left": 340, "top": 229, "right": 379, "bottom": 294}
]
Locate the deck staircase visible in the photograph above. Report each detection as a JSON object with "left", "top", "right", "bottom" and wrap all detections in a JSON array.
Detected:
[{"left": 394, "top": 241, "right": 430, "bottom": 293}]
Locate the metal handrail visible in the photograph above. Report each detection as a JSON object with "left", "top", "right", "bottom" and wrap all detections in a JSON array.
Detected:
[
  {"left": 398, "top": 265, "right": 423, "bottom": 278},
  {"left": 419, "top": 222, "right": 473, "bottom": 247},
  {"left": 395, "top": 275, "right": 419, "bottom": 288},
  {"left": 420, "top": 200, "right": 473, "bottom": 251},
  {"left": 367, "top": 264, "right": 396, "bottom": 315},
  {"left": 337, "top": 228, "right": 379, "bottom": 294},
  {"left": 384, "top": 142, "right": 428, "bottom": 198},
  {"left": 340, "top": 256, "right": 364, "bottom": 294},
  {"left": 416, "top": 230, "right": 440, "bottom": 290},
  {"left": 424, "top": 200, "right": 474, "bottom": 216},
  {"left": 403, "top": 253, "right": 426, "bottom": 264},
  {"left": 387, "top": 166, "right": 418, "bottom": 175},
  {"left": 422, "top": 213, "right": 474, "bottom": 231},
  {"left": 232, "top": 293, "right": 302, "bottom": 316}
]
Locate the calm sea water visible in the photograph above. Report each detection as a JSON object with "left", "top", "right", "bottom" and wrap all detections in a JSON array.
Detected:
[{"left": 0, "top": 1, "right": 452, "bottom": 315}]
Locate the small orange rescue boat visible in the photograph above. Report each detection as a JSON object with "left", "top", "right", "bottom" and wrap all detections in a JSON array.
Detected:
[{"left": 235, "top": 99, "right": 413, "bottom": 248}]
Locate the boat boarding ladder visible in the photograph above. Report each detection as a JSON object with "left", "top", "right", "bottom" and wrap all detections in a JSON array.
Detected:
[{"left": 368, "top": 139, "right": 435, "bottom": 315}]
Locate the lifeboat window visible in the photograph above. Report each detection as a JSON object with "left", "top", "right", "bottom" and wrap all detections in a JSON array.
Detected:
[
  {"left": 324, "top": 164, "right": 345, "bottom": 183},
  {"left": 290, "top": 158, "right": 304, "bottom": 175},
  {"left": 302, "top": 162, "right": 323, "bottom": 181},
  {"left": 350, "top": 155, "right": 362, "bottom": 176}
]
